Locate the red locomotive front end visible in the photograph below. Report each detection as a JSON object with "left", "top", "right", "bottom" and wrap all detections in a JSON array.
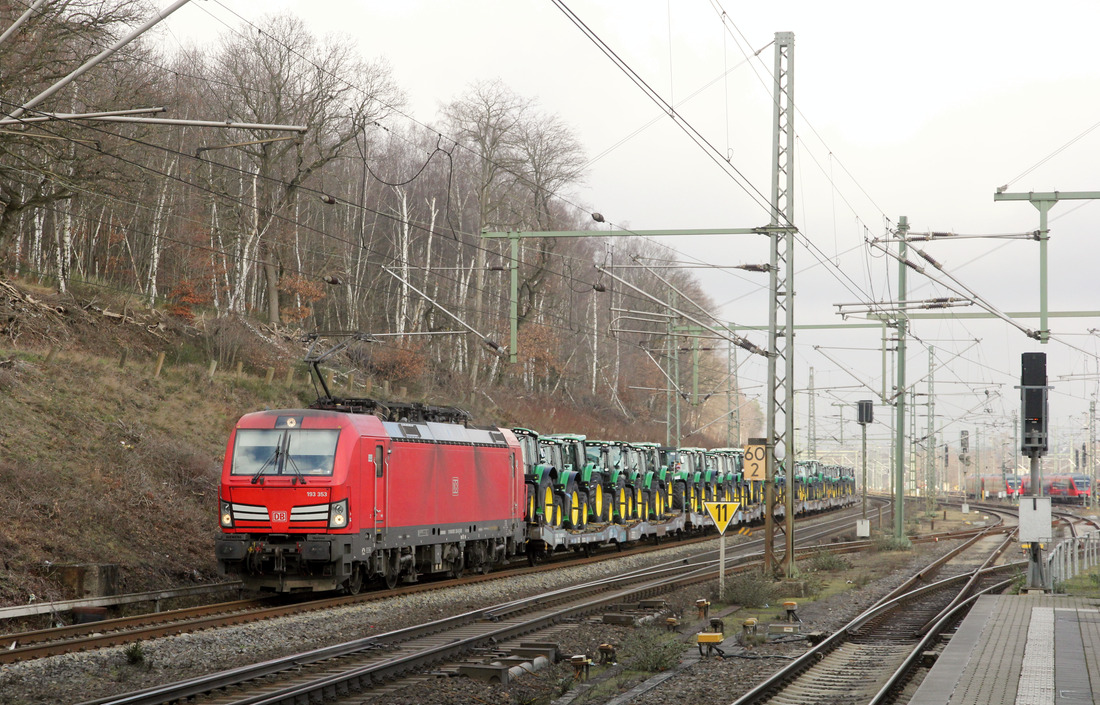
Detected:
[{"left": 215, "top": 409, "right": 374, "bottom": 592}]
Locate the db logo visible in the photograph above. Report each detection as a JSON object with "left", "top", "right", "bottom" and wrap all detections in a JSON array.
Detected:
[
  {"left": 452, "top": 477, "right": 459, "bottom": 496},
  {"left": 271, "top": 511, "right": 287, "bottom": 522}
]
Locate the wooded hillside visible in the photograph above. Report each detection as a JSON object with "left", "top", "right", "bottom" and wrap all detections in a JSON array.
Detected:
[{"left": 0, "top": 2, "right": 760, "bottom": 452}]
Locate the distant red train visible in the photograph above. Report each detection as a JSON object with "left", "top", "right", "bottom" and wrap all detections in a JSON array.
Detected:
[
  {"left": 964, "top": 474, "right": 1021, "bottom": 499},
  {"left": 215, "top": 401, "right": 525, "bottom": 593},
  {"left": 1018, "top": 473, "right": 1092, "bottom": 504}
]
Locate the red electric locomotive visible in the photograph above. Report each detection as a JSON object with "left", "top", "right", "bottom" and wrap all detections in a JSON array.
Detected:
[{"left": 215, "top": 397, "right": 524, "bottom": 593}]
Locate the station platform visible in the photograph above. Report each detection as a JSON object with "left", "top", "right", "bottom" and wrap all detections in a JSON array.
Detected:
[{"left": 909, "top": 593, "right": 1099, "bottom": 705}]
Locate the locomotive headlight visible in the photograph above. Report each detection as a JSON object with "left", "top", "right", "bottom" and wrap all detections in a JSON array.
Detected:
[
  {"left": 328, "top": 499, "right": 348, "bottom": 528},
  {"left": 220, "top": 500, "right": 233, "bottom": 528}
]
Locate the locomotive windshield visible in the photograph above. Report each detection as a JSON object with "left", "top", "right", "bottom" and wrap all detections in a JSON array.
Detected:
[{"left": 231, "top": 429, "right": 340, "bottom": 477}]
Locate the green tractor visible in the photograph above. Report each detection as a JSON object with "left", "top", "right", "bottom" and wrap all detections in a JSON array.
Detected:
[
  {"left": 550, "top": 433, "right": 611, "bottom": 523},
  {"left": 513, "top": 428, "right": 561, "bottom": 527},
  {"left": 631, "top": 441, "right": 671, "bottom": 520},
  {"left": 537, "top": 436, "right": 588, "bottom": 529}
]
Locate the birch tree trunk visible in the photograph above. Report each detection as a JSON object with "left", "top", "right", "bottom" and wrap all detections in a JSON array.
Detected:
[{"left": 395, "top": 186, "right": 410, "bottom": 338}]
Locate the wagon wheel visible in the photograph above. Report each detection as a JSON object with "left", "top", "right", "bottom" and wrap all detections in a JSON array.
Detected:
[{"left": 527, "top": 543, "right": 548, "bottom": 566}]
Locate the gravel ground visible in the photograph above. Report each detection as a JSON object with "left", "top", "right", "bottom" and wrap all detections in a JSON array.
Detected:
[
  {"left": 0, "top": 535, "right": 967, "bottom": 705},
  {"left": 367, "top": 538, "right": 967, "bottom": 705},
  {"left": 0, "top": 538, "right": 734, "bottom": 705}
]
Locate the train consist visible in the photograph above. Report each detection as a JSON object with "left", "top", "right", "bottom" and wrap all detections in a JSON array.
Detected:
[
  {"left": 964, "top": 474, "right": 1022, "bottom": 500},
  {"left": 965, "top": 473, "right": 1092, "bottom": 504},
  {"left": 215, "top": 395, "right": 857, "bottom": 594}
]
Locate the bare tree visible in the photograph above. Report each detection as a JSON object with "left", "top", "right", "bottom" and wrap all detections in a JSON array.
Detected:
[
  {"left": 0, "top": 0, "right": 151, "bottom": 266},
  {"left": 202, "top": 13, "right": 402, "bottom": 324}
]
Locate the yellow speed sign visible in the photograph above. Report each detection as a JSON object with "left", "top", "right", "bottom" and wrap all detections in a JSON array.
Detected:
[{"left": 744, "top": 438, "right": 767, "bottom": 481}]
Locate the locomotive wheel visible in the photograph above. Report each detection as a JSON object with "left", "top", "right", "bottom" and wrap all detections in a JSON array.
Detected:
[
  {"left": 472, "top": 542, "right": 491, "bottom": 574},
  {"left": 450, "top": 552, "right": 464, "bottom": 579},
  {"left": 384, "top": 552, "right": 399, "bottom": 590},
  {"left": 345, "top": 565, "right": 363, "bottom": 595}
]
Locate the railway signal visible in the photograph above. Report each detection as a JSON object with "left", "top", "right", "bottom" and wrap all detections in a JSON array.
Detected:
[
  {"left": 704, "top": 501, "right": 740, "bottom": 601},
  {"left": 1018, "top": 352, "right": 1051, "bottom": 590}
]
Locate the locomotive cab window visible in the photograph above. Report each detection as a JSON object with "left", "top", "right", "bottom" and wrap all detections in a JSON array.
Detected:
[{"left": 231, "top": 429, "right": 340, "bottom": 477}]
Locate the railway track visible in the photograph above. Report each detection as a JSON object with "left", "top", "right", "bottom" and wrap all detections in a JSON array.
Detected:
[
  {"left": 72, "top": 505, "right": 1014, "bottom": 705},
  {"left": 730, "top": 528, "right": 1021, "bottom": 705},
  {"left": 1, "top": 501, "right": 889, "bottom": 666},
  {"left": 84, "top": 555, "right": 737, "bottom": 705}
]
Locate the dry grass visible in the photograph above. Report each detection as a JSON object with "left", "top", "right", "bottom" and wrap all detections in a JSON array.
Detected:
[
  {"left": 0, "top": 275, "right": 708, "bottom": 606},
  {"left": 0, "top": 342, "right": 304, "bottom": 605}
]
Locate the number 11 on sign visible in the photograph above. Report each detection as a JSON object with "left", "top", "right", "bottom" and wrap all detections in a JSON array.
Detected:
[{"left": 704, "top": 502, "right": 739, "bottom": 601}]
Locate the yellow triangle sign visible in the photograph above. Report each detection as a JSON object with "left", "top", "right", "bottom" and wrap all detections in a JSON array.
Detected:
[{"left": 703, "top": 501, "right": 739, "bottom": 535}]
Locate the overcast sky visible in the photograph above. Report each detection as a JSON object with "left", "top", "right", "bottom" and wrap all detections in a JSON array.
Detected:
[{"left": 161, "top": 0, "right": 1100, "bottom": 472}]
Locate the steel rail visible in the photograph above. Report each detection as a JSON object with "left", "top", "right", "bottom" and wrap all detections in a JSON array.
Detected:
[
  {"left": 18, "top": 501, "right": 876, "bottom": 666},
  {"left": 916, "top": 530, "right": 1018, "bottom": 635},
  {"left": 83, "top": 558, "right": 721, "bottom": 705},
  {"left": 81, "top": 504, "right": 1007, "bottom": 705},
  {"left": 869, "top": 575, "right": 1019, "bottom": 705},
  {"left": 728, "top": 545, "right": 1024, "bottom": 705}
]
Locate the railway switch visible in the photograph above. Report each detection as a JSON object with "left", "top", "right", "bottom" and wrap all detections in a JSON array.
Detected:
[
  {"left": 665, "top": 616, "right": 680, "bottom": 631},
  {"left": 695, "top": 599, "right": 710, "bottom": 619},
  {"left": 709, "top": 617, "right": 725, "bottom": 634},
  {"left": 742, "top": 618, "right": 758, "bottom": 636},
  {"left": 784, "top": 601, "right": 801, "bottom": 623},
  {"left": 598, "top": 643, "right": 617, "bottom": 665}
]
